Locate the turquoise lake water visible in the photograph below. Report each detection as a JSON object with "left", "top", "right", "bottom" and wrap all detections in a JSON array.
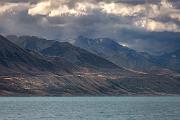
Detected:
[{"left": 0, "top": 97, "right": 180, "bottom": 120}]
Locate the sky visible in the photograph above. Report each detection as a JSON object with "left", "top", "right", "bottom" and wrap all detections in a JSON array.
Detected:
[{"left": 0, "top": 0, "right": 180, "bottom": 54}]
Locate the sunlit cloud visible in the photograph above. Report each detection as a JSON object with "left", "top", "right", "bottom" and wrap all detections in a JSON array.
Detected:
[
  {"left": 28, "top": 1, "right": 51, "bottom": 16},
  {"left": 0, "top": 0, "right": 179, "bottom": 39},
  {"left": 0, "top": 2, "right": 29, "bottom": 15},
  {"left": 134, "top": 18, "right": 180, "bottom": 32},
  {"left": 28, "top": 0, "right": 146, "bottom": 17},
  {"left": 28, "top": 0, "right": 97, "bottom": 17},
  {"left": 100, "top": 2, "right": 145, "bottom": 17},
  {"left": 170, "top": 13, "right": 180, "bottom": 21}
]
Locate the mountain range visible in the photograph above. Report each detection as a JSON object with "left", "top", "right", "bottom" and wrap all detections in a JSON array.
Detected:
[
  {"left": 152, "top": 49, "right": 180, "bottom": 72},
  {"left": 0, "top": 34, "right": 180, "bottom": 96},
  {"left": 0, "top": 35, "right": 56, "bottom": 75},
  {"left": 7, "top": 35, "right": 119, "bottom": 69},
  {"left": 74, "top": 36, "right": 180, "bottom": 73},
  {"left": 74, "top": 36, "right": 157, "bottom": 72}
]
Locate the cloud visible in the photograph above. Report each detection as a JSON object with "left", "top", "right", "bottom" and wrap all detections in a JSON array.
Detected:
[
  {"left": 27, "top": 0, "right": 146, "bottom": 17},
  {"left": 100, "top": 2, "right": 145, "bottom": 17},
  {"left": 134, "top": 18, "right": 180, "bottom": 32},
  {"left": 28, "top": 1, "right": 51, "bottom": 16},
  {"left": 27, "top": 0, "right": 180, "bottom": 33},
  {"left": 0, "top": 2, "right": 29, "bottom": 15},
  {"left": 0, "top": 0, "right": 180, "bottom": 54},
  {"left": 28, "top": 0, "right": 94, "bottom": 17}
]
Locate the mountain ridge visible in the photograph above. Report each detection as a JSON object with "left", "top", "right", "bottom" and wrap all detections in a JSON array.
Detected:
[
  {"left": 74, "top": 36, "right": 159, "bottom": 72},
  {"left": 152, "top": 49, "right": 180, "bottom": 72},
  {"left": 0, "top": 35, "right": 56, "bottom": 75},
  {"left": 7, "top": 35, "right": 121, "bottom": 70}
]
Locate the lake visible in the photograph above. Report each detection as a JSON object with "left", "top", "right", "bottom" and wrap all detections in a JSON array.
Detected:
[{"left": 0, "top": 97, "right": 180, "bottom": 120}]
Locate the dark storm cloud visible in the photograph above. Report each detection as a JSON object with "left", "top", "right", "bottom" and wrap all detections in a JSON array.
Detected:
[
  {"left": 171, "top": 0, "right": 180, "bottom": 9},
  {"left": 44, "top": 10, "right": 134, "bottom": 40},
  {"left": 114, "top": 29, "right": 180, "bottom": 54},
  {"left": 153, "top": 15, "right": 180, "bottom": 26}
]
